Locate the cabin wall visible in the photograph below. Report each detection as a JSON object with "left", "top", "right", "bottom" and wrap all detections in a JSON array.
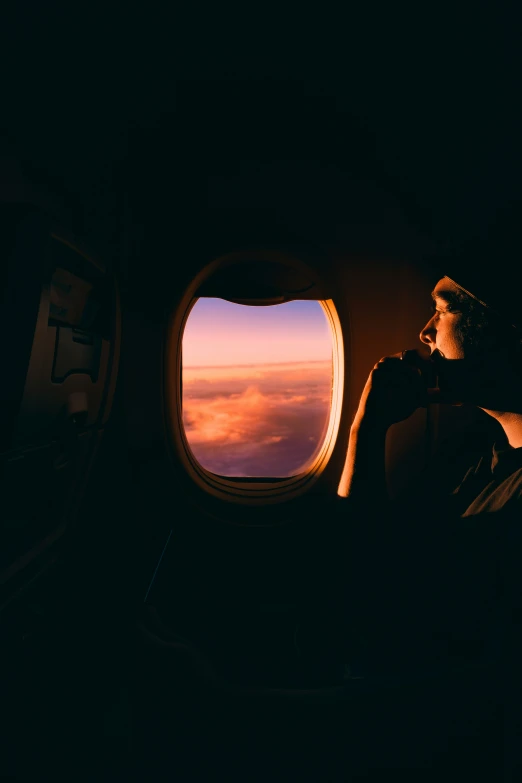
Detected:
[
  {"left": 87, "top": 164, "right": 440, "bottom": 515},
  {"left": 1, "top": 143, "right": 445, "bottom": 613}
]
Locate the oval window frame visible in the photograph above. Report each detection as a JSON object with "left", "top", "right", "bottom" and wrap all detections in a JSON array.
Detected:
[{"left": 164, "top": 251, "right": 345, "bottom": 505}]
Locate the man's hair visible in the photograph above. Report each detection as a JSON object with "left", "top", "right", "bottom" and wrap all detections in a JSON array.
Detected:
[{"left": 450, "top": 287, "right": 522, "bottom": 363}]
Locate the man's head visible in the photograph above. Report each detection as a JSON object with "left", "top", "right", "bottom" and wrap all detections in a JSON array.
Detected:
[
  {"left": 421, "top": 276, "right": 522, "bottom": 361},
  {"left": 419, "top": 275, "right": 522, "bottom": 410},
  {"left": 419, "top": 196, "right": 522, "bottom": 403}
]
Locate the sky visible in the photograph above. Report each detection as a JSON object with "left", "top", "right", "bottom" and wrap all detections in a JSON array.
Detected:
[
  {"left": 182, "top": 299, "right": 334, "bottom": 477},
  {"left": 182, "top": 299, "right": 332, "bottom": 368}
]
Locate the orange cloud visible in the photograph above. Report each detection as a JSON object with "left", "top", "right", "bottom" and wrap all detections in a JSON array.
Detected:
[
  {"left": 183, "top": 385, "right": 292, "bottom": 446},
  {"left": 182, "top": 362, "right": 333, "bottom": 477}
]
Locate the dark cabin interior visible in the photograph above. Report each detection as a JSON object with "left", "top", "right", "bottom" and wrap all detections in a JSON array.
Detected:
[{"left": 2, "top": 10, "right": 522, "bottom": 781}]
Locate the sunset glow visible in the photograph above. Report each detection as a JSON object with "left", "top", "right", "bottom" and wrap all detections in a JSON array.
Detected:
[
  {"left": 183, "top": 299, "right": 332, "bottom": 367},
  {"left": 182, "top": 300, "right": 334, "bottom": 477}
]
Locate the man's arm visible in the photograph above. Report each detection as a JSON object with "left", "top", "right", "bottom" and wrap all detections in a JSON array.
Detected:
[
  {"left": 337, "top": 353, "right": 428, "bottom": 508},
  {"left": 337, "top": 419, "right": 388, "bottom": 506}
]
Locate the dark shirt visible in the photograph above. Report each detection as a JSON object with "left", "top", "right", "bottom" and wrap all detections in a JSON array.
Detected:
[
  {"left": 337, "top": 439, "right": 522, "bottom": 671},
  {"left": 421, "top": 443, "right": 521, "bottom": 660},
  {"left": 454, "top": 441, "right": 522, "bottom": 515}
]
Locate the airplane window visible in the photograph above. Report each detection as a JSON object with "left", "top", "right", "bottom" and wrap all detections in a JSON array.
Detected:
[{"left": 182, "top": 298, "right": 334, "bottom": 478}]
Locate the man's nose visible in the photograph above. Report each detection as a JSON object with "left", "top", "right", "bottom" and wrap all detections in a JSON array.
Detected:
[{"left": 419, "top": 316, "right": 436, "bottom": 346}]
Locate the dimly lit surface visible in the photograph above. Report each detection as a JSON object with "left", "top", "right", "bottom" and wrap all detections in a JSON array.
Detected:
[
  {"left": 183, "top": 299, "right": 333, "bottom": 476},
  {"left": 2, "top": 14, "right": 520, "bottom": 778}
]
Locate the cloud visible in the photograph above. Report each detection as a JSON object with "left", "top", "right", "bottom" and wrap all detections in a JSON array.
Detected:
[
  {"left": 182, "top": 362, "right": 332, "bottom": 477},
  {"left": 183, "top": 385, "right": 290, "bottom": 446}
]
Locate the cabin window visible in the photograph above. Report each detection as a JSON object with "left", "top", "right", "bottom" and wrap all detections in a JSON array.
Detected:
[{"left": 182, "top": 298, "right": 334, "bottom": 478}]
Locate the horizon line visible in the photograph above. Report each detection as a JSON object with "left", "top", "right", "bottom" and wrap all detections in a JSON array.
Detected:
[{"left": 183, "top": 358, "right": 332, "bottom": 370}]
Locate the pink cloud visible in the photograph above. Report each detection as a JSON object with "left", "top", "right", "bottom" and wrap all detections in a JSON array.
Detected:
[{"left": 182, "top": 362, "right": 332, "bottom": 477}]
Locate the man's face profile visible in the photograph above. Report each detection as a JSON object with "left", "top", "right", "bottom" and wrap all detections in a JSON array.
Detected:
[{"left": 420, "top": 277, "right": 467, "bottom": 361}]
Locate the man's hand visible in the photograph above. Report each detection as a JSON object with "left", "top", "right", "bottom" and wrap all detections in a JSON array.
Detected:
[
  {"left": 338, "top": 350, "right": 431, "bottom": 499},
  {"left": 352, "top": 352, "right": 428, "bottom": 431}
]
